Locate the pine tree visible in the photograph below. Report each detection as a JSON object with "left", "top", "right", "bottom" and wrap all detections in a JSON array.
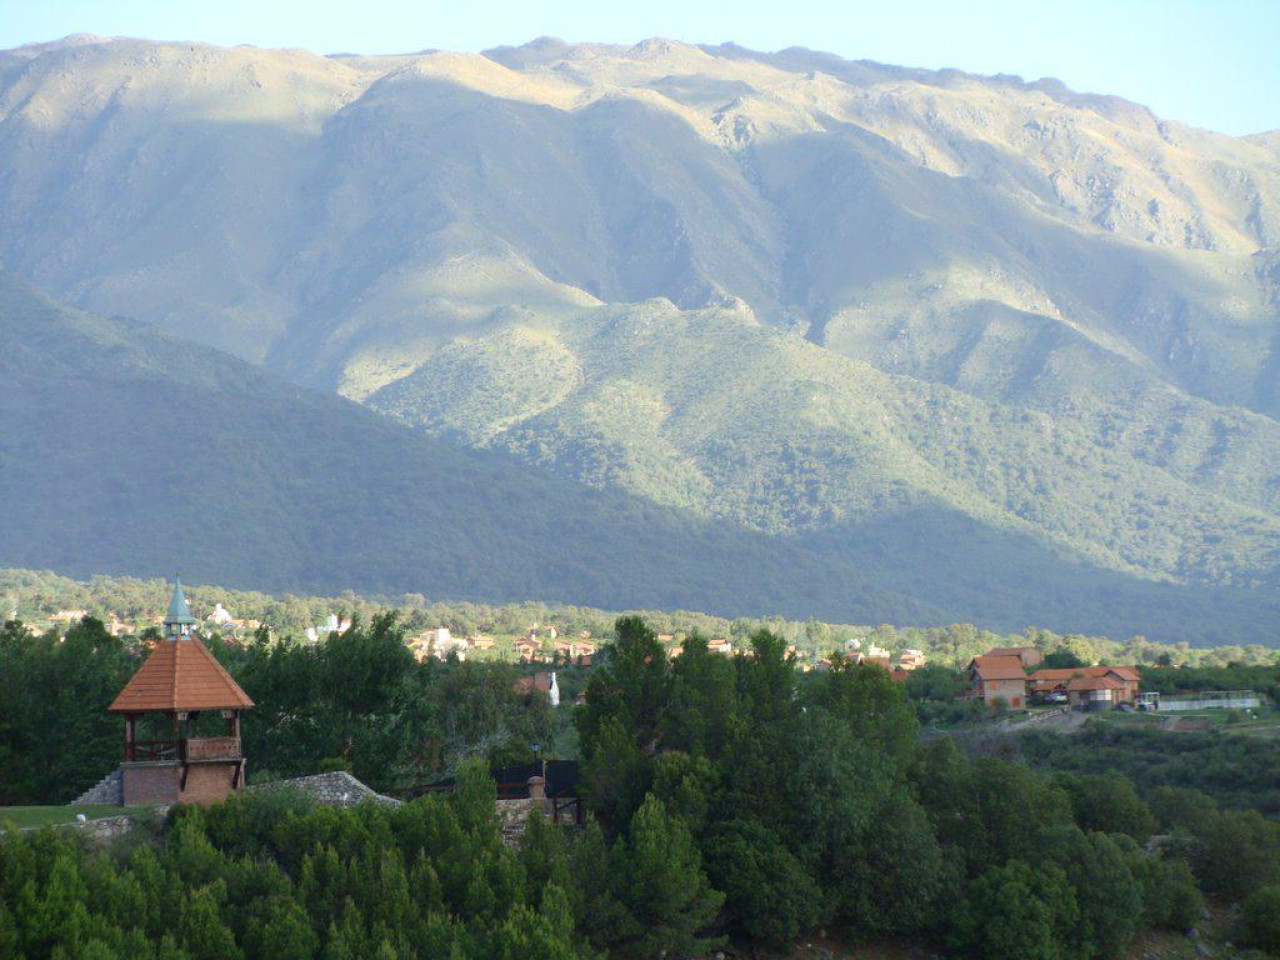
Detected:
[
  {"left": 519, "top": 810, "right": 572, "bottom": 911},
  {"left": 178, "top": 885, "right": 241, "bottom": 960},
  {"left": 257, "top": 898, "right": 319, "bottom": 960},
  {"left": 0, "top": 903, "right": 19, "bottom": 960},
  {"left": 610, "top": 795, "right": 724, "bottom": 958}
]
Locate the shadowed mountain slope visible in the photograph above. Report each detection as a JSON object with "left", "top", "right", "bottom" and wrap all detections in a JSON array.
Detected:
[
  {"left": 0, "top": 271, "right": 933, "bottom": 622},
  {"left": 2, "top": 274, "right": 1276, "bottom": 643}
]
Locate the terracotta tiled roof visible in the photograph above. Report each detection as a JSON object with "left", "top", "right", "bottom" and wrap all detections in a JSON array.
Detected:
[
  {"left": 970, "top": 656, "right": 1028, "bottom": 681},
  {"left": 986, "top": 646, "right": 1038, "bottom": 658},
  {"left": 513, "top": 673, "right": 554, "bottom": 695},
  {"left": 1029, "top": 665, "right": 1138, "bottom": 683},
  {"left": 109, "top": 638, "right": 254, "bottom": 713},
  {"left": 1067, "top": 675, "right": 1125, "bottom": 691}
]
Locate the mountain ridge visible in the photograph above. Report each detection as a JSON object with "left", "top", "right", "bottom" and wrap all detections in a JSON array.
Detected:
[{"left": 1, "top": 36, "right": 1277, "bottom": 643}]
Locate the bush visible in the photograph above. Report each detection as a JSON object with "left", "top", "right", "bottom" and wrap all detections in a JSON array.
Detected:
[
  {"left": 948, "top": 859, "right": 1077, "bottom": 960},
  {"left": 1241, "top": 886, "right": 1280, "bottom": 955},
  {"left": 1193, "top": 810, "right": 1280, "bottom": 902},
  {"left": 1138, "top": 856, "right": 1203, "bottom": 933}
]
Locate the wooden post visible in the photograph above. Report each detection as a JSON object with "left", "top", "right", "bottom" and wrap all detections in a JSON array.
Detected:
[{"left": 125, "top": 714, "right": 136, "bottom": 762}]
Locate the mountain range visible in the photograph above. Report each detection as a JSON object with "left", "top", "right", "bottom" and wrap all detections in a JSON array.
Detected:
[{"left": 1, "top": 35, "right": 1277, "bottom": 643}]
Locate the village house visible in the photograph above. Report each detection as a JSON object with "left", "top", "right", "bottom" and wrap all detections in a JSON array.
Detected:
[
  {"left": 708, "top": 637, "right": 734, "bottom": 656},
  {"left": 967, "top": 655, "right": 1029, "bottom": 709},
  {"left": 1028, "top": 666, "right": 1140, "bottom": 708},
  {"left": 304, "top": 614, "right": 352, "bottom": 644},
  {"left": 513, "top": 671, "right": 560, "bottom": 706},
  {"left": 408, "top": 628, "right": 469, "bottom": 662},
  {"left": 468, "top": 635, "right": 496, "bottom": 652},
  {"left": 515, "top": 637, "right": 543, "bottom": 663},
  {"left": 898, "top": 648, "right": 927, "bottom": 671},
  {"left": 553, "top": 638, "right": 597, "bottom": 664},
  {"left": 205, "top": 602, "right": 235, "bottom": 626},
  {"left": 985, "top": 645, "right": 1045, "bottom": 670}
]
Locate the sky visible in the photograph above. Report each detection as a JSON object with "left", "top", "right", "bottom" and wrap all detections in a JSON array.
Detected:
[{"left": 1, "top": 0, "right": 1277, "bottom": 135}]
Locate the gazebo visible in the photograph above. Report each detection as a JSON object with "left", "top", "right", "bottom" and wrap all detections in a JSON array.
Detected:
[{"left": 108, "top": 578, "right": 254, "bottom": 805}]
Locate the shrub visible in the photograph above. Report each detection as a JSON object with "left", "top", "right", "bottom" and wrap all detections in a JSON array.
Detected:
[{"left": 1241, "top": 886, "right": 1280, "bottom": 955}]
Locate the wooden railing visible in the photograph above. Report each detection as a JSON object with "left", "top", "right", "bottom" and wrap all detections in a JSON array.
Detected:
[
  {"left": 129, "top": 737, "right": 241, "bottom": 762},
  {"left": 132, "top": 739, "right": 178, "bottom": 761},
  {"left": 185, "top": 737, "right": 241, "bottom": 760}
]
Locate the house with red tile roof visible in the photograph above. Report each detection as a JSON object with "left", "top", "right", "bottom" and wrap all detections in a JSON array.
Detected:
[
  {"left": 514, "top": 637, "right": 543, "bottom": 663},
  {"left": 967, "top": 655, "right": 1029, "bottom": 709},
  {"left": 1028, "top": 665, "right": 1140, "bottom": 705},
  {"left": 984, "top": 645, "right": 1044, "bottom": 669}
]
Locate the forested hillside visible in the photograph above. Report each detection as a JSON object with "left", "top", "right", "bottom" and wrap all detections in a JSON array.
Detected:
[
  {"left": 3, "top": 273, "right": 1278, "bottom": 642},
  {"left": 0, "top": 271, "right": 923, "bottom": 622}
]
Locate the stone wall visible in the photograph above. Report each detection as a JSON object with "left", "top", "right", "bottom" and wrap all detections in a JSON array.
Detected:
[
  {"left": 247, "top": 771, "right": 402, "bottom": 808},
  {"left": 495, "top": 798, "right": 551, "bottom": 845},
  {"left": 73, "top": 766, "right": 123, "bottom": 806}
]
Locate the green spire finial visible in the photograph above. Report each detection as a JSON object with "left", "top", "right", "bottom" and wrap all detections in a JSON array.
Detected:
[{"left": 165, "top": 575, "right": 195, "bottom": 634}]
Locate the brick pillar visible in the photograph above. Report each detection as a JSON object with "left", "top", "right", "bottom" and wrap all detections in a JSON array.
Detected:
[{"left": 527, "top": 776, "right": 545, "bottom": 800}]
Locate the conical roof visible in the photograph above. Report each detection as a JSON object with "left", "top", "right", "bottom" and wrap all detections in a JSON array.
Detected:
[
  {"left": 109, "top": 635, "right": 254, "bottom": 713},
  {"left": 165, "top": 576, "right": 196, "bottom": 626}
]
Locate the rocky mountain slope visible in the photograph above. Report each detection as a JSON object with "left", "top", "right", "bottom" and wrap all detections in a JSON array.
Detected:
[{"left": 1, "top": 36, "right": 1277, "bottom": 642}]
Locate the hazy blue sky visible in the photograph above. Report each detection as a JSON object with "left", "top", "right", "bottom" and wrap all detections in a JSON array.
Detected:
[{"left": 3, "top": 0, "right": 1276, "bottom": 135}]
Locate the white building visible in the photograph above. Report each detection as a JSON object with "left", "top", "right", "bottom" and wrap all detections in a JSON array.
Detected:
[{"left": 206, "top": 602, "right": 234, "bottom": 626}]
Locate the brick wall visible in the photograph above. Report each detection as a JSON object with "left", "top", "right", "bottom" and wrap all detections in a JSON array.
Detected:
[
  {"left": 122, "top": 761, "right": 243, "bottom": 805},
  {"left": 179, "top": 762, "right": 242, "bottom": 805},
  {"left": 123, "top": 763, "right": 180, "bottom": 804}
]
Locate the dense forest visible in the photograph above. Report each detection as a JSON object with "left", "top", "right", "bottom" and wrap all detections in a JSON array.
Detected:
[
  {"left": 3, "top": 615, "right": 1280, "bottom": 958},
  {"left": 2, "top": 611, "right": 1280, "bottom": 957}
]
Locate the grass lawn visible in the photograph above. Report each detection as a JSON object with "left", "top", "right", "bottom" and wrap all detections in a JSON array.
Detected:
[{"left": 0, "top": 805, "right": 126, "bottom": 829}]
